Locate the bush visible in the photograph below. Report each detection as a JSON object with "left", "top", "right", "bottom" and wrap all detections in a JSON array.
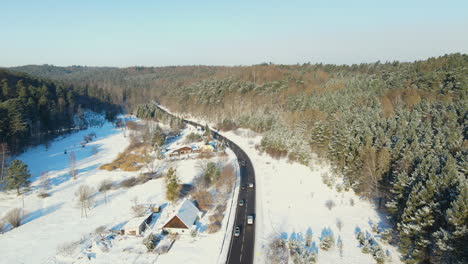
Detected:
[
  {"left": 336, "top": 218, "right": 343, "bottom": 231},
  {"left": 349, "top": 198, "right": 355, "bottom": 206},
  {"left": 132, "top": 204, "right": 146, "bottom": 217},
  {"left": 320, "top": 228, "right": 335, "bottom": 250},
  {"left": 120, "top": 177, "right": 137, "bottom": 188},
  {"left": 38, "top": 192, "right": 50, "bottom": 198},
  {"left": 192, "top": 190, "right": 213, "bottom": 211},
  {"left": 5, "top": 208, "right": 22, "bottom": 228},
  {"left": 267, "top": 237, "right": 289, "bottom": 264},
  {"left": 217, "top": 119, "right": 238, "bottom": 131},
  {"left": 207, "top": 222, "right": 222, "bottom": 233},
  {"left": 215, "top": 204, "right": 226, "bottom": 214},
  {"left": 185, "top": 132, "right": 203, "bottom": 143},
  {"left": 57, "top": 241, "right": 79, "bottom": 257},
  {"left": 143, "top": 233, "right": 159, "bottom": 252},
  {"left": 209, "top": 212, "right": 224, "bottom": 223},
  {"left": 136, "top": 173, "right": 152, "bottom": 184},
  {"left": 325, "top": 199, "right": 336, "bottom": 210},
  {"left": 321, "top": 172, "right": 336, "bottom": 188}
]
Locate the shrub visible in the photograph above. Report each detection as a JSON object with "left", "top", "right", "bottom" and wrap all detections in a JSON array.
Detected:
[
  {"left": 335, "top": 183, "right": 344, "bottom": 192},
  {"left": 336, "top": 218, "right": 343, "bottom": 231},
  {"left": 207, "top": 222, "right": 222, "bottom": 233},
  {"left": 143, "top": 233, "right": 159, "bottom": 252},
  {"left": 267, "top": 237, "right": 289, "bottom": 264},
  {"left": 325, "top": 199, "right": 336, "bottom": 210},
  {"left": 132, "top": 204, "right": 146, "bottom": 217},
  {"left": 321, "top": 172, "right": 336, "bottom": 188},
  {"left": 215, "top": 204, "right": 226, "bottom": 214},
  {"left": 185, "top": 132, "right": 203, "bottom": 143},
  {"left": 38, "top": 192, "right": 50, "bottom": 198},
  {"left": 120, "top": 177, "right": 137, "bottom": 188},
  {"left": 320, "top": 228, "right": 335, "bottom": 250},
  {"left": 57, "top": 241, "right": 79, "bottom": 257},
  {"left": 136, "top": 173, "right": 152, "bottom": 184},
  {"left": 337, "top": 236, "right": 344, "bottom": 258},
  {"left": 349, "top": 198, "right": 355, "bottom": 206},
  {"left": 217, "top": 119, "right": 238, "bottom": 131},
  {"left": 5, "top": 208, "right": 22, "bottom": 228},
  {"left": 209, "top": 212, "right": 224, "bottom": 223},
  {"left": 192, "top": 190, "right": 213, "bottom": 211}
]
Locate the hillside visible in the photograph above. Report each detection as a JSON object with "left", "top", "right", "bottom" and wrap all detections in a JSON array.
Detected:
[
  {"left": 0, "top": 69, "right": 121, "bottom": 154},
  {"left": 10, "top": 53, "right": 468, "bottom": 263}
]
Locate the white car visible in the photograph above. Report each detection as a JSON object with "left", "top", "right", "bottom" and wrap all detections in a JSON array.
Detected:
[
  {"left": 247, "top": 215, "right": 254, "bottom": 225},
  {"left": 249, "top": 182, "right": 254, "bottom": 188}
]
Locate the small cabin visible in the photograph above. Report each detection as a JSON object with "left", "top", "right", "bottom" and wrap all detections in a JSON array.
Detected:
[
  {"left": 121, "top": 214, "right": 153, "bottom": 236},
  {"left": 177, "top": 146, "right": 192, "bottom": 154},
  {"left": 162, "top": 200, "right": 201, "bottom": 234}
]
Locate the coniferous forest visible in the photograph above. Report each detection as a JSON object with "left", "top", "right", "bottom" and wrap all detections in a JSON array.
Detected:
[
  {"left": 0, "top": 69, "right": 121, "bottom": 153},
  {"left": 10, "top": 53, "right": 468, "bottom": 263}
]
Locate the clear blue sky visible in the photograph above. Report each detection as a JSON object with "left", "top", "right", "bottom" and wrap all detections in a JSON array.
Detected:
[{"left": 1, "top": 0, "right": 467, "bottom": 67}]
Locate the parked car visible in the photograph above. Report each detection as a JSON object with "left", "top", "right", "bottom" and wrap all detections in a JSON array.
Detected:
[
  {"left": 234, "top": 226, "right": 241, "bottom": 236},
  {"left": 247, "top": 215, "right": 254, "bottom": 225},
  {"left": 239, "top": 199, "right": 245, "bottom": 207}
]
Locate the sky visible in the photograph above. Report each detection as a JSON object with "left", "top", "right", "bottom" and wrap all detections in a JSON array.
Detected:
[{"left": 1, "top": 0, "right": 467, "bottom": 67}]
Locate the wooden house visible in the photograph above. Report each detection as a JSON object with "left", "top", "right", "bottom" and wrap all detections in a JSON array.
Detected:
[{"left": 162, "top": 200, "right": 201, "bottom": 234}]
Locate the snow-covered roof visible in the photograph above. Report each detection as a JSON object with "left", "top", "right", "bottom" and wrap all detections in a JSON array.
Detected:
[
  {"left": 167, "top": 199, "right": 200, "bottom": 228},
  {"left": 122, "top": 214, "right": 151, "bottom": 229}
]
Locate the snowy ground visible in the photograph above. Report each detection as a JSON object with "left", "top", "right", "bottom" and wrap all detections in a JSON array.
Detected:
[
  {"left": 221, "top": 128, "right": 403, "bottom": 264},
  {"left": 0, "top": 115, "right": 239, "bottom": 264},
  {"left": 156, "top": 104, "right": 404, "bottom": 263}
]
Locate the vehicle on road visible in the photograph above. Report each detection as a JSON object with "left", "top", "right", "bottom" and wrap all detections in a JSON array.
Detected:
[
  {"left": 234, "top": 226, "right": 241, "bottom": 236},
  {"left": 249, "top": 182, "right": 254, "bottom": 188},
  {"left": 247, "top": 215, "right": 254, "bottom": 225},
  {"left": 239, "top": 199, "right": 245, "bottom": 206},
  {"left": 241, "top": 184, "right": 247, "bottom": 190}
]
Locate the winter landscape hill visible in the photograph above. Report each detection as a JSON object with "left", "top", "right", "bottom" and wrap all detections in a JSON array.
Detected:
[{"left": 1, "top": 2, "right": 467, "bottom": 264}]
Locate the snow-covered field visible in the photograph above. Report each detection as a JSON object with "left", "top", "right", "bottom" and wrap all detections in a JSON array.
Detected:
[
  {"left": 221, "top": 128, "right": 403, "bottom": 264},
  {"left": 0, "top": 115, "right": 239, "bottom": 264}
]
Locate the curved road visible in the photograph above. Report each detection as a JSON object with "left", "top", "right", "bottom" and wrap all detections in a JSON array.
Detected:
[{"left": 154, "top": 105, "right": 255, "bottom": 264}]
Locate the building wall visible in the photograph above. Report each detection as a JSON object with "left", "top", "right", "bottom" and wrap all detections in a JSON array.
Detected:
[{"left": 163, "top": 227, "right": 192, "bottom": 235}]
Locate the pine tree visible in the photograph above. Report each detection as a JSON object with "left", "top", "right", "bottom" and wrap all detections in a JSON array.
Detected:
[
  {"left": 165, "top": 168, "right": 180, "bottom": 202},
  {"left": 4, "top": 159, "right": 31, "bottom": 195}
]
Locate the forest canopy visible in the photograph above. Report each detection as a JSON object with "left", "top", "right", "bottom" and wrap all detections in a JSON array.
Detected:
[{"left": 11, "top": 53, "right": 468, "bottom": 263}]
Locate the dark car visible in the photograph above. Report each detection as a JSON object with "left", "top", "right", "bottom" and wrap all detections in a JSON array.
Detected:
[
  {"left": 239, "top": 199, "right": 245, "bottom": 206},
  {"left": 234, "top": 226, "right": 241, "bottom": 237},
  {"left": 241, "top": 184, "right": 247, "bottom": 190}
]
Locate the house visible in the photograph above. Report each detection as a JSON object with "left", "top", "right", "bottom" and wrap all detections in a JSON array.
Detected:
[
  {"left": 162, "top": 200, "right": 201, "bottom": 234},
  {"left": 176, "top": 146, "right": 192, "bottom": 154},
  {"left": 121, "top": 214, "right": 153, "bottom": 236},
  {"left": 170, "top": 146, "right": 193, "bottom": 157}
]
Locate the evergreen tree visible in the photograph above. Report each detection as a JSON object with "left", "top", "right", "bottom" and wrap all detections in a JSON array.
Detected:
[{"left": 4, "top": 159, "right": 31, "bottom": 195}]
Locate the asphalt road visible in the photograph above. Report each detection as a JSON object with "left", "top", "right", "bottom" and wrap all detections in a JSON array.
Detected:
[{"left": 153, "top": 104, "right": 255, "bottom": 264}]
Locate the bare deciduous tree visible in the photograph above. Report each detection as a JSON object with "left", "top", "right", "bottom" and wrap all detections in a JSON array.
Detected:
[
  {"left": 336, "top": 218, "right": 343, "bottom": 231},
  {"left": 98, "top": 179, "right": 113, "bottom": 204},
  {"left": 325, "top": 199, "right": 336, "bottom": 210},
  {"left": 75, "top": 185, "right": 94, "bottom": 218},
  {"left": 69, "top": 151, "right": 77, "bottom": 179},
  {"left": 39, "top": 171, "right": 51, "bottom": 197}
]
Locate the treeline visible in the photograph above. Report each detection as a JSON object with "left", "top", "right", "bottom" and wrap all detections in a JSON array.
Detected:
[
  {"left": 11, "top": 54, "right": 468, "bottom": 263},
  {"left": 0, "top": 69, "right": 121, "bottom": 154},
  {"left": 132, "top": 103, "right": 185, "bottom": 131}
]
